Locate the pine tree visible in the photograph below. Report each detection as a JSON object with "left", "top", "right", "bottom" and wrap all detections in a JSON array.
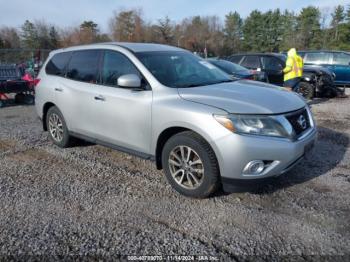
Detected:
[
  {"left": 21, "top": 20, "right": 38, "bottom": 49},
  {"left": 242, "top": 10, "right": 264, "bottom": 51},
  {"left": 331, "top": 5, "right": 345, "bottom": 41},
  {"left": 346, "top": 5, "right": 350, "bottom": 23},
  {"left": 80, "top": 21, "right": 98, "bottom": 44},
  {"left": 49, "top": 26, "right": 59, "bottom": 49},
  {"left": 279, "top": 10, "right": 298, "bottom": 51},
  {"left": 224, "top": 11, "right": 242, "bottom": 54},
  {"left": 296, "top": 7, "right": 322, "bottom": 49}
]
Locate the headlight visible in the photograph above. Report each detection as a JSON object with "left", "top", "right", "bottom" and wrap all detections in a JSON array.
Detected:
[{"left": 214, "top": 114, "right": 294, "bottom": 138}]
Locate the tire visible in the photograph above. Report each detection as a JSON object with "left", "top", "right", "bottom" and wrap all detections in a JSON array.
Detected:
[
  {"left": 14, "top": 93, "right": 25, "bottom": 104},
  {"left": 322, "top": 87, "right": 338, "bottom": 98},
  {"left": 23, "top": 94, "right": 35, "bottom": 105},
  {"left": 46, "top": 106, "right": 73, "bottom": 148},
  {"left": 297, "top": 82, "right": 314, "bottom": 100},
  {"left": 161, "top": 131, "right": 220, "bottom": 198}
]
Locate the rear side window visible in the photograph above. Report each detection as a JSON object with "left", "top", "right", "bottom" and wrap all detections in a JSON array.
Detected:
[
  {"left": 228, "top": 55, "right": 243, "bottom": 64},
  {"left": 332, "top": 53, "right": 350, "bottom": 66},
  {"left": 101, "top": 50, "right": 140, "bottom": 87},
  {"left": 304, "top": 52, "right": 331, "bottom": 64},
  {"left": 241, "top": 56, "right": 260, "bottom": 69},
  {"left": 66, "top": 50, "right": 101, "bottom": 83},
  {"left": 45, "top": 52, "right": 71, "bottom": 76}
]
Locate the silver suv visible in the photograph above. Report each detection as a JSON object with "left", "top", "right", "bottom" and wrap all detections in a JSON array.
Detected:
[{"left": 35, "top": 43, "right": 316, "bottom": 198}]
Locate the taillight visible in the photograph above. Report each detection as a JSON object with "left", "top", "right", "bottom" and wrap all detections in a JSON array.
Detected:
[{"left": 34, "top": 78, "right": 41, "bottom": 87}]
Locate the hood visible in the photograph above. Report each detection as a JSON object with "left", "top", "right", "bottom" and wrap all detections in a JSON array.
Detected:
[
  {"left": 304, "top": 65, "right": 332, "bottom": 76},
  {"left": 178, "top": 80, "right": 306, "bottom": 114}
]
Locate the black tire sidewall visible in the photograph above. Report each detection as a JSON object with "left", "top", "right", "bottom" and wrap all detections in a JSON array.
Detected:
[
  {"left": 14, "top": 93, "right": 25, "bottom": 104},
  {"left": 23, "top": 94, "right": 35, "bottom": 105},
  {"left": 299, "top": 82, "right": 314, "bottom": 99},
  {"left": 46, "top": 106, "right": 71, "bottom": 148},
  {"left": 161, "top": 132, "right": 219, "bottom": 198}
]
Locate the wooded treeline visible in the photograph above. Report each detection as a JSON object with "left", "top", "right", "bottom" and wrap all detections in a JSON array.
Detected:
[{"left": 1, "top": 5, "right": 349, "bottom": 57}]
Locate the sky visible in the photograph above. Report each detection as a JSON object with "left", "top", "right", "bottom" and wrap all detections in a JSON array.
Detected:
[{"left": 0, "top": 0, "right": 349, "bottom": 32}]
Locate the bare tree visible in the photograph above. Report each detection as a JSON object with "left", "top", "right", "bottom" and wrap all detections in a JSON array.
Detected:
[
  {"left": 0, "top": 26, "right": 21, "bottom": 48},
  {"left": 154, "top": 16, "right": 174, "bottom": 44},
  {"left": 109, "top": 8, "right": 145, "bottom": 42}
]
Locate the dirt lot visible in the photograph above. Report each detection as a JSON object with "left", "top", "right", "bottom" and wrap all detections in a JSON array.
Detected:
[{"left": 0, "top": 94, "right": 349, "bottom": 260}]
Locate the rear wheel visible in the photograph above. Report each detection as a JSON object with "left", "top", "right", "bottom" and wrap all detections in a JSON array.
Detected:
[
  {"left": 161, "top": 131, "right": 220, "bottom": 198},
  {"left": 46, "top": 106, "right": 73, "bottom": 148},
  {"left": 14, "top": 93, "right": 25, "bottom": 104},
  {"left": 23, "top": 94, "right": 35, "bottom": 104},
  {"left": 297, "top": 82, "right": 314, "bottom": 100},
  {"left": 319, "top": 86, "right": 337, "bottom": 98}
]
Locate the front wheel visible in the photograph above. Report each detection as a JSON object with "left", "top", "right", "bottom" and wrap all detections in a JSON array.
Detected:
[
  {"left": 297, "top": 82, "right": 314, "bottom": 100},
  {"left": 161, "top": 131, "right": 220, "bottom": 198}
]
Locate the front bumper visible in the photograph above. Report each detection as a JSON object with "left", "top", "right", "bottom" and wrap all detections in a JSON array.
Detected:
[
  {"left": 213, "top": 126, "right": 317, "bottom": 189},
  {"left": 221, "top": 155, "right": 305, "bottom": 192}
]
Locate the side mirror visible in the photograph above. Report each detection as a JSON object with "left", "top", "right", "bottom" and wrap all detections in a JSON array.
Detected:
[{"left": 117, "top": 74, "right": 142, "bottom": 88}]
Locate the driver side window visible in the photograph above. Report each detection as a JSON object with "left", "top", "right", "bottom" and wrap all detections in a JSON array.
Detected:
[
  {"left": 101, "top": 50, "right": 141, "bottom": 87},
  {"left": 262, "top": 57, "right": 283, "bottom": 71}
]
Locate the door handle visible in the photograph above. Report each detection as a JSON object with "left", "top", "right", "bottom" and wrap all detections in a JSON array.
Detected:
[
  {"left": 94, "top": 95, "right": 105, "bottom": 101},
  {"left": 54, "top": 87, "right": 63, "bottom": 92}
]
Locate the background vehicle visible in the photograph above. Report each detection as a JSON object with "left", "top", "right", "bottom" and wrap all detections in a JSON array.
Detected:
[
  {"left": 0, "top": 64, "right": 35, "bottom": 107},
  {"left": 206, "top": 58, "right": 264, "bottom": 81},
  {"left": 36, "top": 43, "right": 316, "bottom": 198},
  {"left": 297, "top": 51, "right": 350, "bottom": 87},
  {"left": 227, "top": 53, "right": 338, "bottom": 99}
]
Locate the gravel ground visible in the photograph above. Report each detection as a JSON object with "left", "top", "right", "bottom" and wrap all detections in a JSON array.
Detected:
[{"left": 0, "top": 93, "right": 349, "bottom": 260}]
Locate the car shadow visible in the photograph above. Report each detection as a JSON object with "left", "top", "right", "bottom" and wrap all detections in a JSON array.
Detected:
[
  {"left": 307, "top": 97, "right": 330, "bottom": 106},
  {"left": 217, "top": 126, "right": 349, "bottom": 196}
]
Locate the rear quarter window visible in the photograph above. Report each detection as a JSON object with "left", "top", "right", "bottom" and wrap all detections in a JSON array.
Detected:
[
  {"left": 45, "top": 52, "right": 72, "bottom": 76},
  {"left": 332, "top": 53, "right": 350, "bottom": 66}
]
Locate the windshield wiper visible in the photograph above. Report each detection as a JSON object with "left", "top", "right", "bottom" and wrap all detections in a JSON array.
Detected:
[
  {"left": 177, "top": 79, "right": 236, "bottom": 88},
  {"left": 176, "top": 83, "right": 208, "bottom": 88},
  {"left": 214, "top": 79, "right": 237, "bottom": 83}
]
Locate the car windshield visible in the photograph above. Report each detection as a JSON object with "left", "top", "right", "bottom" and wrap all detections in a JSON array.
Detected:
[
  {"left": 209, "top": 59, "right": 249, "bottom": 74},
  {"left": 135, "top": 51, "right": 233, "bottom": 88}
]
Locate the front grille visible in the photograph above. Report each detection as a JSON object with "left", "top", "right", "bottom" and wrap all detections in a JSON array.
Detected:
[{"left": 286, "top": 108, "right": 310, "bottom": 136}]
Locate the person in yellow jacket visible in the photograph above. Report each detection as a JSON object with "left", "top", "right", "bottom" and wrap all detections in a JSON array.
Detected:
[{"left": 283, "top": 48, "right": 304, "bottom": 91}]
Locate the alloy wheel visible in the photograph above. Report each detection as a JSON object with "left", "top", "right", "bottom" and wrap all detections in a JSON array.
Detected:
[
  {"left": 48, "top": 113, "right": 64, "bottom": 142},
  {"left": 168, "top": 145, "right": 204, "bottom": 189}
]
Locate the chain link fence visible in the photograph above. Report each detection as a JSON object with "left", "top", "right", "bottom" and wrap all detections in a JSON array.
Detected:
[{"left": 0, "top": 48, "right": 51, "bottom": 76}]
